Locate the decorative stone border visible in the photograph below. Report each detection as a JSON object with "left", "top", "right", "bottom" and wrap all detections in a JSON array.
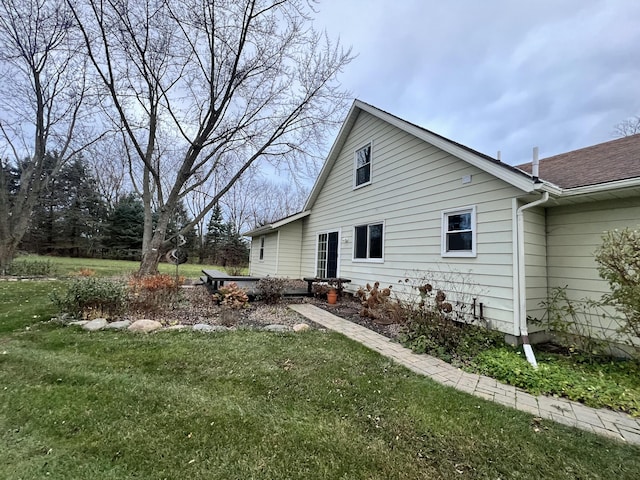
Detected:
[{"left": 61, "top": 317, "right": 311, "bottom": 334}]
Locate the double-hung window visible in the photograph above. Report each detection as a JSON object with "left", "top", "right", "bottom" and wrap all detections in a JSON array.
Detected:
[
  {"left": 354, "top": 143, "right": 372, "bottom": 187},
  {"left": 441, "top": 206, "right": 476, "bottom": 257},
  {"left": 259, "top": 236, "right": 265, "bottom": 260},
  {"left": 353, "top": 222, "right": 384, "bottom": 261}
]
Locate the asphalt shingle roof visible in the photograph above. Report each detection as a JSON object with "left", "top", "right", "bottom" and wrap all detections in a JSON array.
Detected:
[{"left": 517, "top": 134, "right": 640, "bottom": 189}]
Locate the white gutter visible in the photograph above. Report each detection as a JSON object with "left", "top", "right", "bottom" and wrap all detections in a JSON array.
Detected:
[{"left": 515, "top": 191, "right": 550, "bottom": 368}]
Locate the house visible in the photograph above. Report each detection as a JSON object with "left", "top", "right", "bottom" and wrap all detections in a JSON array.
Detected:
[{"left": 244, "top": 100, "right": 640, "bottom": 346}]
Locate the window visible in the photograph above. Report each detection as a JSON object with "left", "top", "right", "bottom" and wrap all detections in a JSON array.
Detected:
[
  {"left": 259, "top": 236, "right": 265, "bottom": 260},
  {"left": 354, "top": 143, "right": 371, "bottom": 187},
  {"left": 353, "top": 222, "right": 384, "bottom": 261},
  {"left": 441, "top": 206, "right": 476, "bottom": 257}
]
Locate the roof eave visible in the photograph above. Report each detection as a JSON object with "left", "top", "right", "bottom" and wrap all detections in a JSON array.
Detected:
[
  {"left": 242, "top": 210, "right": 311, "bottom": 237},
  {"left": 552, "top": 177, "right": 640, "bottom": 197}
]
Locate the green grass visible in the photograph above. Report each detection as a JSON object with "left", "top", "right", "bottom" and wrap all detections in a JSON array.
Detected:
[
  {"left": 10, "top": 254, "right": 229, "bottom": 279},
  {"left": 1, "top": 282, "right": 640, "bottom": 479}
]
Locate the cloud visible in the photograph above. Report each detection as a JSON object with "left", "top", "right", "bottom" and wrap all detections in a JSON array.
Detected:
[{"left": 314, "top": 0, "right": 640, "bottom": 164}]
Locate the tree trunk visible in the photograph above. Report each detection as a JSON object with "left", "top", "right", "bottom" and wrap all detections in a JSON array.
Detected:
[
  {"left": 0, "top": 240, "right": 17, "bottom": 276},
  {"left": 137, "top": 211, "right": 171, "bottom": 276}
]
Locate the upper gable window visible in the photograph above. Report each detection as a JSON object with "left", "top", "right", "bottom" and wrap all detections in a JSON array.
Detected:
[
  {"left": 441, "top": 206, "right": 477, "bottom": 258},
  {"left": 354, "top": 143, "right": 372, "bottom": 188}
]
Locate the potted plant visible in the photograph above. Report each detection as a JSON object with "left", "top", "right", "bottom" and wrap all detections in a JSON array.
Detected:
[{"left": 327, "top": 286, "right": 338, "bottom": 304}]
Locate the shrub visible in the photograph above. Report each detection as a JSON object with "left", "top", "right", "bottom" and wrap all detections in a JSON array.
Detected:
[
  {"left": 6, "top": 258, "right": 56, "bottom": 277},
  {"left": 594, "top": 227, "right": 640, "bottom": 340},
  {"left": 256, "top": 277, "right": 287, "bottom": 304},
  {"left": 532, "top": 286, "right": 612, "bottom": 361},
  {"left": 214, "top": 282, "right": 249, "bottom": 309},
  {"left": 128, "top": 274, "right": 184, "bottom": 314},
  {"left": 398, "top": 280, "right": 503, "bottom": 366},
  {"left": 51, "top": 277, "right": 127, "bottom": 319},
  {"left": 356, "top": 282, "right": 403, "bottom": 324}
]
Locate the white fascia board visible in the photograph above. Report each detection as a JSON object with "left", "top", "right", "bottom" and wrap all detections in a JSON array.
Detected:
[
  {"left": 271, "top": 210, "right": 311, "bottom": 228},
  {"left": 557, "top": 177, "right": 640, "bottom": 197},
  {"left": 304, "top": 103, "right": 361, "bottom": 211},
  {"left": 242, "top": 210, "right": 311, "bottom": 237}
]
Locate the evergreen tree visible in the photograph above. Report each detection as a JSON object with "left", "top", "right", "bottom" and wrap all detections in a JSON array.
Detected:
[
  {"left": 204, "top": 204, "right": 229, "bottom": 264},
  {"left": 104, "top": 194, "right": 144, "bottom": 259}
]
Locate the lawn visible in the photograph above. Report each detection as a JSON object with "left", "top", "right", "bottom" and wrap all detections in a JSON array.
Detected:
[
  {"left": 1, "top": 279, "right": 640, "bottom": 479},
  {"left": 7, "top": 254, "right": 230, "bottom": 278}
]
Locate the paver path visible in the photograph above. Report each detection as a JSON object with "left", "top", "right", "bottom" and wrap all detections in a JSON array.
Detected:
[{"left": 289, "top": 303, "right": 640, "bottom": 445}]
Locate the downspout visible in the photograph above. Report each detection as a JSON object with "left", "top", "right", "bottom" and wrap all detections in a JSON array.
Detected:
[{"left": 516, "top": 190, "right": 549, "bottom": 368}]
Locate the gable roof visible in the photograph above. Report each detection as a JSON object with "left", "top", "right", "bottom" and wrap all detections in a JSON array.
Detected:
[
  {"left": 517, "top": 134, "right": 640, "bottom": 189},
  {"left": 304, "top": 100, "right": 537, "bottom": 210}
]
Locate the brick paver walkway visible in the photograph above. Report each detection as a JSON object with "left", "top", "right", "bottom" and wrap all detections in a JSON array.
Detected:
[{"left": 289, "top": 303, "right": 640, "bottom": 445}]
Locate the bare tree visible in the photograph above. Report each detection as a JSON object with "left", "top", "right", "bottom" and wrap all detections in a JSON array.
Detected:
[
  {"left": 0, "top": 0, "right": 97, "bottom": 273},
  {"left": 613, "top": 115, "right": 640, "bottom": 137},
  {"left": 69, "top": 0, "right": 352, "bottom": 275}
]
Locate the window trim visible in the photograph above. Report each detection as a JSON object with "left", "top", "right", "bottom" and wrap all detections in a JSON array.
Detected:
[
  {"left": 353, "top": 141, "right": 373, "bottom": 189},
  {"left": 352, "top": 221, "right": 385, "bottom": 263},
  {"left": 259, "top": 235, "right": 265, "bottom": 261},
  {"left": 441, "top": 206, "right": 477, "bottom": 258}
]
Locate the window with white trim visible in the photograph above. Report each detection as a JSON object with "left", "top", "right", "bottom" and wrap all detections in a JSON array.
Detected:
[
  {"left": 353, "top": 222, "right": 383, "bottom": 261},
  {"left": 441, "top": 206, "right": 476, "bottom": 257},
  {"left": 354, "top": 143, "right": 371, "bottom": 187},
  {"left": 259, "top": 236, "right": 265, "bottom": 260}
]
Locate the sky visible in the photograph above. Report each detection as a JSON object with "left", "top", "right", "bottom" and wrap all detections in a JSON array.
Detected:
[{"left": 312, "top": 0, "right": 640, "bottom": 166}]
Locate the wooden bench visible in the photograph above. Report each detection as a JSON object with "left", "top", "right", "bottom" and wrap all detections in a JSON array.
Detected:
[
  {"left": 201, "top": 269, "right": 262, "bottom": 290},
  {"left": 303, "top": 277, "right": 352, "bottom": 296}
]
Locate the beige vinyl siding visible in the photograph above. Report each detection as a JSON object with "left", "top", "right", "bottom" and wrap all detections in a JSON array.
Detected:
[
  {"left": 249, "top": 232, "right": 277, "bottom": 276},
  {"left": 273, "top": 220, "right": 303, "bottom": 278},
  {"left": 301, "top": 110, "right": 526, "bottom": 333},
  {"left": 523, "top": 206, "right": 548, "bottom": 331},
  {"left": 546, "top": 197, "right": 640, "bottom": 339}
]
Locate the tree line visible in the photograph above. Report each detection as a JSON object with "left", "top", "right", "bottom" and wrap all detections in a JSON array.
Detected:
[
  {"left": 8, "top": 153, "right": 258, "bottom": 267},
  {"left": 0, "top": 0, "right": 353, "bottom": 274}
]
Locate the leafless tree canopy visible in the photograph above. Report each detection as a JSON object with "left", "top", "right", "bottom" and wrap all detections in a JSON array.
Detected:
[
  {"left": 68, "top": 0, "right": 352, "bottom": 274},
  {"left": 613, "top": 115, "right": 640, "bottom": 138},
  {"left": 0, "top": 0, "right": 98, "bottom": 273}
]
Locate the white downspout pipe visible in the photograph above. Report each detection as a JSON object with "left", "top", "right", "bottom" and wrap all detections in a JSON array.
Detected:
[{"left": 516, "top": 191, "right": 549, "bottom": 368}]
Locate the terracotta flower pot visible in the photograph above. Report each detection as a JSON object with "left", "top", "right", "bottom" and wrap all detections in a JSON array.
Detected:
[{"left": 327, "top": 288, "right": 338, "bottom": 304}]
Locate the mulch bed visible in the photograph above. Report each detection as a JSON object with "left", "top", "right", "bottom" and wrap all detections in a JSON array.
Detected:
[{"left": 125, "top": 283, "right": 402, "bottom": 338}]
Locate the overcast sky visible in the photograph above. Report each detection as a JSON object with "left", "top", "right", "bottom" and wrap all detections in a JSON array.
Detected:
[{"left": 312, "top": 0, "right": 640, "bottom": 166}]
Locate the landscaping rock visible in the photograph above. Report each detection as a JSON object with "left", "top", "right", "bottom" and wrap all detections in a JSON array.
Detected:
[
  {"left": 68, "top": 320, "right": 88, "bottom": 327},
  {"left": 105, "top": 320, "right": 131, "bottom": 330},
  {"left": 193, "top": 324, "right": 229, "bottom": 333},
  {"left": 293, "top": 323, "right": 310, "bottom": 332},
  {"left": 83, "top": 318, "right": 108, "bottom": 331},
  {"left": 264, "top": 324, "right": 290, "bottom": 333},
  {"left": 128, "top": 319, "right": 163, "bottom": 333}
]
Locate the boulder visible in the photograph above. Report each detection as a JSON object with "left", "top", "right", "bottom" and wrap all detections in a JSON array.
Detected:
[
  {"left": 83, "top": 318, "right": 108, "bottom": 331},
  {"left": 68, "top": 320, "right": 88, "bottom": 327},
  {"left": 264, "top": 324, "right": 290, "bottom": 333},
  {"left": 104, "top": 320, "right": 131, "bottom": 330},
  {"left": 293, "top": 323, "right": 311, "bottom": 332},
  {"left": 128, "top": 319, "right": 163, "bottom": 333},
  {"left": 193, "top": 324, "right": 229, "bottom": 333}
]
